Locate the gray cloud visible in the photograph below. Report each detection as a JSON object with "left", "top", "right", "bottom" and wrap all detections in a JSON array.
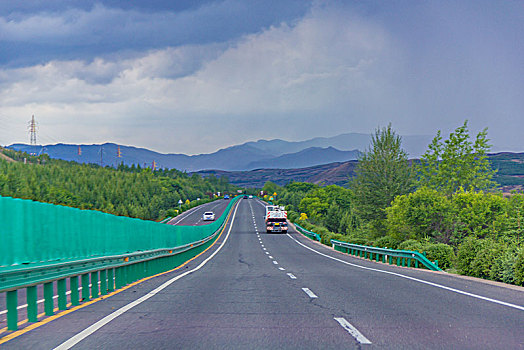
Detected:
[{"left": 0, "top": 1, "right": 523, "bottom": 155}]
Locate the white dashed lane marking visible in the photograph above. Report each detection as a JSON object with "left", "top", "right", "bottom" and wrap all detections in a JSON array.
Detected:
[
  {"left": 302, "top": 288, "right": 318, "bottom": 298},
  {"left": 334, "top": 317, "right": 372, "bottom": 344}
]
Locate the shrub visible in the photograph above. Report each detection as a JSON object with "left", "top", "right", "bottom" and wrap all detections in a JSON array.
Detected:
[
  {"left": 469, "top": 239, "right": 505, "bottom": 279},
  {"left": 373, "top": 236, "right": 401, "bottom": 249},
  {"left": 345, "top": 236, "right": 368, "bottom": 245},
  {"left": 456, "top": 236, "right": 484, "bottom": 276},
  {"left": 398, "top": 239, "right": 425, "bottom": 253},
  {"left": 514, "top": 247, "right": 524, "bottom": 286},
  {"left": 423, "top": 243, "right": 455, "bottom": 270},
  {"left": 287, "top": 210, "right": 299, "bottom": 223},
  {"left": 491, "top": 245, "right": 518, "bottom": 284}
]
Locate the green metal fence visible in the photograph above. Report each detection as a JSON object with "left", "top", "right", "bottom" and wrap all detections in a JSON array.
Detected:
[
  {"left": 291, "top": 222, "right": 440, "bottom": 271},
  {"left": 331, "top": 240, "right": 441, "bottom": 271},
  {"left": 293, "top": 223, "right": 321, "bottom": 242},
  {"left": 0, "top": 195, "right": 234, "bottom": 266},
  {"left": 0, "top": 195, "right": 240, "bottom": 332}
]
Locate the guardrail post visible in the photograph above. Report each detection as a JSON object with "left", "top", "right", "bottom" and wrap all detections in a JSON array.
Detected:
[
  {"left": 44, "top": 282, "right": 54, "bottom": 316},
  {"left": 7, "top": 290, "right": 18, "bottom": 331},
  {"left": 81, "top": 273, "right": 90, "bottom": 301},
  {"left": 27, "top": 285, "right": 38, "bottom": 322},
  {"left": 108, "top": 268, "right": 115, "bottom": 292},
  {"left": 415, "top": 260, "right": 419, "bottom": 268},
  {"left": 70, "top": 276, "right": 80, "bottom": 306},
  {"left": 57, "top": 278, "right": 67, "bottom": 310},
  {"left": 434, "top": 260, "right": 438, "bottom": 268},
  {"left": 100, "top": 269, "right": 107, "bottom": 295},
  {"left": 389, "top": 255, "right": 393, "bottom": 265},
  {"left": 91, "top": 271, "right": 99, "bottom": 298}
]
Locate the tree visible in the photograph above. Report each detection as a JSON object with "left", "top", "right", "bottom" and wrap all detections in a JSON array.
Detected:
[
  {"left": 350, "top": 124, "right": 415, "bottom": 235},
  {"left": 417, "top": 120, "right": 496, "bottom": 195}
]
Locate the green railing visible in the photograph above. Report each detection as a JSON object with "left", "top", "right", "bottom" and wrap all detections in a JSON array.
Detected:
[
  {"left": 293, "top": 223, "right": 321, "bottom": 242},
  {"left": 331, "top": 240, "right": 441, "bottom": 271},
  {"left": 0, "top": 195, "right": 240, "bottom": 332}
]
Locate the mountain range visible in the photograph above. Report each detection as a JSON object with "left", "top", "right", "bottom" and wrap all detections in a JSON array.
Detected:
[{"left": 8, "top": 132, "right": 433, "bottom": 172}]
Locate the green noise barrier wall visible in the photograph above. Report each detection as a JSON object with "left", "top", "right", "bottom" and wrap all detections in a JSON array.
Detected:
[{"left": 0, "top": 195, "right": 237, "bottom": 267}]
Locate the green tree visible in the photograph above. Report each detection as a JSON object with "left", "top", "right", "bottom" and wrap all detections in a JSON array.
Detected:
[
  {"left": 350, "top": 124, "right": 415, "bottom": 235},
  {"left": 417, "top": 120, "right": 496, "bottom": 195}
]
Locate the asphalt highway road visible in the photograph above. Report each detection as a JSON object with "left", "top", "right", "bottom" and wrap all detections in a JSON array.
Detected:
[
  {"left": 2, "top": 198, "right": 524, "bottom": 349},
  {"left": 167, "top": 199, "right": 231, "bottom": 226}
]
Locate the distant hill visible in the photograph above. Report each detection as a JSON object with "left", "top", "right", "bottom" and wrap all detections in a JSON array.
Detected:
[
  {"left": 195, "top": 152, "right": 524, "bottom": 189},
  {"left": 245, "top": 147, "right": 360, "bottom": 169},
  {"left": 243, "top": 132, "right": 433, "bottom": 158},
  {"left": 7, "top": 143, "right": 359, "bottom": 172},
  {"left": 194, "top": 161, "right": 358, "bottom": 188}
]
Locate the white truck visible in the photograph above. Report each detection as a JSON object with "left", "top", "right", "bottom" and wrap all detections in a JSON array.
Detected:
[{"left": 265, "top": 205, "right": 288, "bottom": 233}]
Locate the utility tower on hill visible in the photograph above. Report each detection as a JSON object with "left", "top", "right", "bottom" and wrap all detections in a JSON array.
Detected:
[{"left": 28, "top": 115, "right": 37, "bottom": 145}]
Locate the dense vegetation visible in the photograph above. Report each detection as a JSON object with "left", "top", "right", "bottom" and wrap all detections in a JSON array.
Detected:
[
  {"left": 0, "top": 148, "right": 236, "bottom": 221},
  {"left": 268, "top": 122, "right": 524, "bottom": 286}
]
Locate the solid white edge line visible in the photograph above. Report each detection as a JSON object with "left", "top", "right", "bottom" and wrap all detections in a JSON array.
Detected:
[
  {"left": 53, "top": 202, "right": 240, "bottom": 350},
  {"left": 334, "top": 317, "right": 372, "bottom": 344},
  {"left": 302, "top": 288, "right": 318, "bottom": 298},
  {"left": 286, "top": 233, "right": 524, "bottom": 312}
]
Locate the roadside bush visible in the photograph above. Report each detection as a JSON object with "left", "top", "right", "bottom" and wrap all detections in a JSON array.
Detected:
[
  {"left": 469, "top": 239, "right": 506, "bottom": 279},
  {"left": 287, "top": 210, "right": 299, "bottom": 223},
  {"left": 346, "top": 236, "right": 369, "bottom": 245},
  {"left": 373, "top": 236, "right": 401, "bottom": 249},
  {"left": 398, "top": 239, "right": 425, "bottom": 253},
  {"left": 456, "top": 236, "right": 485, "bottom": 276},
  {"left": 491, "top": 245, "right": 519, "bottom": 284},
  {"left": 423, "top": 243, "right": 455, "bottom": 270},
  {"left": 514, "top": 247, "right": 524, "bottom": 286},
  {"left": 329, "top": 233, "right": 350, "bottom": 243}
]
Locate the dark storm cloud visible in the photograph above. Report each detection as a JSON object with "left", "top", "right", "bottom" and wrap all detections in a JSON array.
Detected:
[{"left": 0, "top": 0, "right": 310, "bottom": 67}]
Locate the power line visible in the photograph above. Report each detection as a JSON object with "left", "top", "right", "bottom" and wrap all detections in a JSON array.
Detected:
[{"left": 28, "top": 115, "right": 37, "bottom": 146}]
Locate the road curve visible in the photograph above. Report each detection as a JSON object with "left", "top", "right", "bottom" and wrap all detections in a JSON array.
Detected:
[{"left": 3, "top": 198, "right": 524, "bottom": 349}]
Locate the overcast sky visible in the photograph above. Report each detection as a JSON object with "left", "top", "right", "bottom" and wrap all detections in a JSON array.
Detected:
[{"left": 0, "top": 0, "right": 522, "bottom": 155}]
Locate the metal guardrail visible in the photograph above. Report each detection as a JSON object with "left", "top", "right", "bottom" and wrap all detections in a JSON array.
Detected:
[
  {"left": 293, "top": 223, "right": 321, "bottom": 242},
  {"left": 331, "top": 240, "right": 441, "bottom": 271},
  {"left": 159, "top": 217, "right": 173, "bottom": 224},
  {"left": 0, "top": 196, "right": 240, "bottom": 332}
]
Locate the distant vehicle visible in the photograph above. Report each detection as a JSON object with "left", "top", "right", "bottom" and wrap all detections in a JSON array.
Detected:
[
  {"left": 265, "top": 206, "right": 288, "bottom": 233},
  {"left": 243, "top": 195, "right": 248, "bottom": 199},
  {"left": 202, "top": 211, "right": 215, "bottom": 221},
  {"left": 224, "top": 195, "right": 230, "bottom": 200},
  {"left": 248, "top": 195, "right": 253, "bottom": 199}
]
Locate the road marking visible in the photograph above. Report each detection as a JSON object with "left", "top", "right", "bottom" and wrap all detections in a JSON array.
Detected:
[
  {"left": 263, "top": 248, "right": 266, "bottom": 251},
  {"left": 334, "top": 317, "right": 372, "bottom": 344},
  {"left": 272, "top": 261, "right": 278, "bottom": 265},
  {"left": 278, "top": 267, "right": 286, "bottom": 271},
  {"left": 269, "top": 255, "right": 273, "bottom": 259},
  {"left": 286, "top": 233, "right": 524, "bottom": 312},
  {"left": 287, "top": 273, "right": 297, "bottom": 279},
  {"left": 302, "top": 288, "right": 318, "bottom": 298},
  {"left": 52, "top": 202, "right": 241, "bottom": 350}
]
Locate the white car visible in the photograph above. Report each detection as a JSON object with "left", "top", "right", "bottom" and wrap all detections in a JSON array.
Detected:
[
  {"left": 203, "top": 211, "right": 215, "bottom": 221},
  {"left": 248, "top": 195, "right": 253, "bottom": 199}
]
